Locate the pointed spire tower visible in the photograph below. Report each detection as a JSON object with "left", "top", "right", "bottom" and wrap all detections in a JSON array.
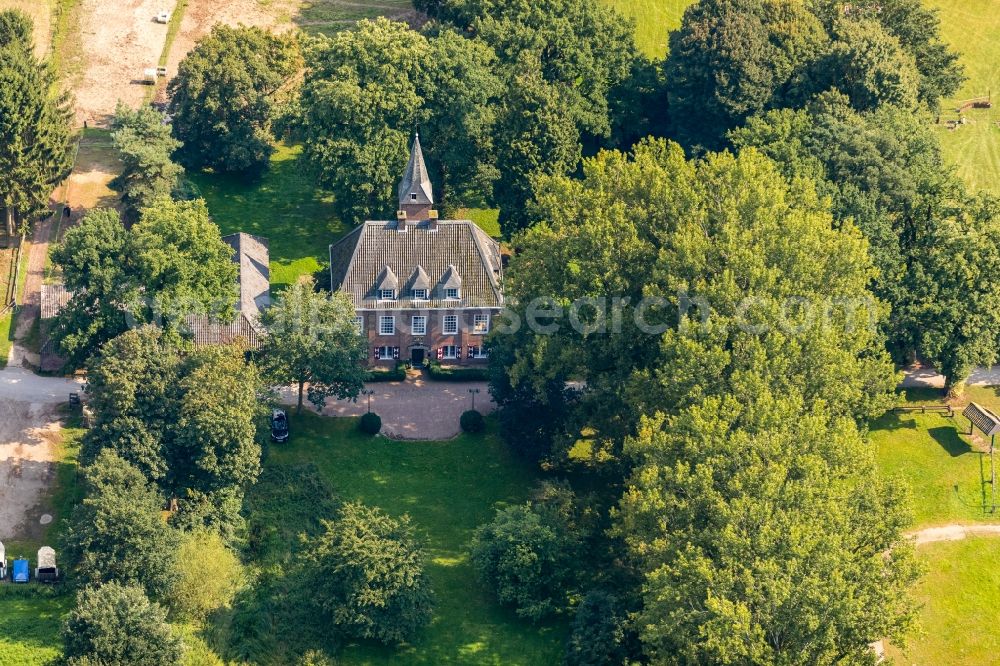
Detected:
[{"left": 397, "top": 133, "right": 435, "bottom": 225}]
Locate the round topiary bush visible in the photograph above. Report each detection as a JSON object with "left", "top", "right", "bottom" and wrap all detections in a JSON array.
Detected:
[
  {"left": 460, "top": 409, "right": 485, "bottom": 433},
  {"left": 359, "top": 412, "right": 382, "bottom": 435}
]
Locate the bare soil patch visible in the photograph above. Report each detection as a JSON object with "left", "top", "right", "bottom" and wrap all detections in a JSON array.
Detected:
[
  {"left": 74, "top": 0, "right": 178, "bottom": 127},
  {"left": 164, "top": 0, "right": 294, "bottom": 79},
  {"left": 0, "top": 401, "right": 61, "bottom": 538}
]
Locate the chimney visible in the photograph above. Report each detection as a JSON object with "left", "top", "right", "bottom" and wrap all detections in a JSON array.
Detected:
[
  {"left": 427, "top": 209, "right": 438, "bottom": 231},
  {"left": 396, "top": 210, "right": 407, "bottom": 232}
]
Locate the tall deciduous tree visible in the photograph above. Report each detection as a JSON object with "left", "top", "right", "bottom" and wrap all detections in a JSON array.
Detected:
[
  {"left": 260, "top": 280, "right": 367, "bottom": 412},
  {"left": 62, "top": 450, "right": 180, "bottom": 599},
  {"left": 63, "top": 582, "right": 184, "bottom": 666},
  {"left": 616, "top": 393, "right": 919, "bottom": 664},
  {"left": 51, "top": 200, "right": 237, "bottom": 367},
  {"left": 0, "top": 9, "right": 72, "bottom": 237},
  {"left": 302, "top": 502, "right": 435, "bottom": 645},
  {"left": 169, "top": 25, "right": 301, "bottom": 175},
  {"left": 665, "top": 0, "right": 827, "bottom": 152},
  {"left": 109, "top": 103, "right": 184, "bottom": 221},
  {"left": 492, "top": 139, "right": 895, "bottom": 468},
  {"left": 83, "top": 327, "right": 264, "bottom": 539}
]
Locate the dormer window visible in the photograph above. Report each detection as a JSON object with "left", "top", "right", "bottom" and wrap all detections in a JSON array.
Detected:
[
  {"left": 378, "top": 289, "right": 396, "bottom": 301},
  {"left": 412, "top": 288, "right": 428, "bottom": 300},
  {"left": 445, "top": 288, "right": 460, "bottom": 300},
  {"left": 410, "top": 193, "right": 418, "bottom": 201}
]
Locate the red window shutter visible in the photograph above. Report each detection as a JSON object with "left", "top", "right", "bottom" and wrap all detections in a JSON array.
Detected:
[
  {"left": 468, "top": 345, "right": 474, "bottom": 358},
  {"left": 436, "top": 347, "right": 443, "bottom": 360},
  {"left": 393, "top": 346, "right": 400, "bottom": 359},
  {"left": 373, "top": 346, "right": 380, "bottom": 360},
  {"left": 456, "top": 346, "right": 462, "bottom": 359}
]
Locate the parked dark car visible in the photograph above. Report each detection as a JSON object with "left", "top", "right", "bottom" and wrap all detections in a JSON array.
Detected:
[{"left": 271, "top": 409, "right": 289, "bottom": 443}]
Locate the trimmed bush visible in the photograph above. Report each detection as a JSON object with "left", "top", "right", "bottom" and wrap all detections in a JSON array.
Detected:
[
  {"left": 367, "top": 362, "right": 406, "bottom": 382},
  {"left": 460, "top": 409, "right": 485, "bottom": 433},
  {"left": 427, "top": 361, "right": 489, "bottom": 382},
  {"left": 359, "top": 412, "right": 382, "bottom": 435},
  {"left": 167, "top": 530, "right": 245, "bottom": 620}
]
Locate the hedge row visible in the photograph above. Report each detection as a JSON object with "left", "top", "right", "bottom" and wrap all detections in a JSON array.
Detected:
[
  {"left": 367, "top": 362, "right": 406, "bottom": 382},
  {"left": 427, "top": 362, "right": 489, "bottom": 382}
]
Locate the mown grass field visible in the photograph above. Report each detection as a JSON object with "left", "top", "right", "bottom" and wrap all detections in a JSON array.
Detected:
[
  {"left": 886, "top": 537, "right": 1000, "bottom": 664},
  {"left": 291, "top": 0, "right": 414, "bottom": 35},
  {"left": 189, "top": 143, "right": 346, "bottom": 290},
  {"left": 222, "top": 413, "right": 567, "bottom": 665}
]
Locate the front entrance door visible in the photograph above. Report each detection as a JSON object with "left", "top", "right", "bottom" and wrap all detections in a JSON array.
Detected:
[{"left": 411, "top": 348, "right": 425, "bottom": 365}]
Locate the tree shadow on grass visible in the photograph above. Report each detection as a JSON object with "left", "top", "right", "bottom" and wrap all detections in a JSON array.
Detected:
[{"left": 929, "top": 426, "right": 974, "bottom": 457}]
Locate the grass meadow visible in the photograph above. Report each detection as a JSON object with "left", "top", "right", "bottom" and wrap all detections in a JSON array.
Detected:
[{"left": 218, "top": 413, "right": 567, "bottom": 665}]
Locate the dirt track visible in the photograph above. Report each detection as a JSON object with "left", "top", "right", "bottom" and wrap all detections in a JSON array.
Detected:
[
  {"left": 0, "top": 401, "right": 62, "bottom": 539},
  {"left": 164, "top": 0, "right": 291, "bottom": 79},
  {"left": 74, "top": 0, "right": 178, "bottom": 126}
]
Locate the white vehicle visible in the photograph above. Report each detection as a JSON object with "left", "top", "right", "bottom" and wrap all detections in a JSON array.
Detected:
[
  {"left": 155, "top": 11, "right": 170, "bottom": 24},
  {"left": 143, "top": 68, "right": 157, "bottom": 84}
]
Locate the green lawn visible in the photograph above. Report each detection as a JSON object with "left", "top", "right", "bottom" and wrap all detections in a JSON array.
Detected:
[
  {"left": 292, "top": 0, "right": 414, "bottom": 36},
  {"left": 600, "top": 0, "right": 688, "bottom": 58},
  {"left": 189, "top": 143, "right": 347, "bottom": 290},
  {"left": 0, "top": 591, "right": 73, "bottom": 665},
  {"left": 887, "top": 537, "right": 1000, "bottom": 665},
  {"left": 231, "top": 413, "right": 567, "bottom": 665},
  {"left": 927, "top": 0, "right": 1000, "bottom": 195}
]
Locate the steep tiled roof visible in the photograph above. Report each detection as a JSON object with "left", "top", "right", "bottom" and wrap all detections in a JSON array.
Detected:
[
  {"left": 398, "top": 134, "right": 433, "bottom": 206},
  {"left": 329, "top": 219, "right": 502, "bottom": 309},
  {"left": 223, "top": 232, "right": 270, "bottom": 325}
]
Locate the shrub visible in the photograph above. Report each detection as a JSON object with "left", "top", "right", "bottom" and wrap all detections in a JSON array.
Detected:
[
  {"left": 62, "top": 582, "right": 183, "bottom": 666},
  {"left": 470, "top": 502, "right": 581, "bottom": 621},
  {"left": 563, "top": 590, "right": 627, "bottom": 665},
  {"left": 302, "top": 502, "right": 435, "bottom": 644},
  {"left": 460, "top": 409, "right": 485, "bottom": 433},
  {"left": 367, "top": 362, "right": 406, "bottom": 382},
  {"left": 359, "top": 412, "right": 382, "bottom": 435},
  {"left": 427, "top": 361, "right": 490, "bottom": 381},
  {"left": 167, "top": 530, "right": 245, "bottom": 620}
]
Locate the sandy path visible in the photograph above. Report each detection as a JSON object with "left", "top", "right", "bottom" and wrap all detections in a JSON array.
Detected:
[
  {"left": 74, "top": 0, "right": 178, "bottom": 126},
  {"left": 909, "top": 523, "right": 1000, "bottom": 545},
  {"left": 0, "top": 401, "right": 62, "bottom": 538}
]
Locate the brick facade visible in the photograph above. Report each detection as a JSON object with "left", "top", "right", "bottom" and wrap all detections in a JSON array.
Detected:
[{"left": 361, "top": 308, "right": 498, "bottom": 365}]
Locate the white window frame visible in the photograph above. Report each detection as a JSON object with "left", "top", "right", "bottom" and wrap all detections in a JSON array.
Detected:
[
  {"left": 376, "top": 345, "right": 393, "bottom": 360},
  {"left": 353, "top": 315, "right": 364, "bottom": 334},
  {"left": 412, "top": 288, "right": 428, "bottom": 301},
  {"left": 379, "top": 316, "right": 395, "bottom": 335},
  {"left": 442, "top": 345, "right": 457, "bottom": 359},
  {"left": 444, "top": 287, "right": 460, "bottom": 300},
  {"left": 471, "top": 345, "right": 488, "bottom": 359},
  {"left": 442, "top": 315, "right": 458, "bottom": 335},
  {"left": 378, "top": 289, "right": 396, "bottom": 301},
  {"left": 473, "top": 314, "right": 490, "bottom": 335},
  {"left": 410, "top": 192, "right": 418, "bottom": 201},
  {"left": 411, "top": 315, "right": 427, "bottom": 335}
]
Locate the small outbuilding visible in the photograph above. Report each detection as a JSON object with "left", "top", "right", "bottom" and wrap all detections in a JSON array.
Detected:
[{"left": 35, "top": 546, "right": 59, "bottom": 583}]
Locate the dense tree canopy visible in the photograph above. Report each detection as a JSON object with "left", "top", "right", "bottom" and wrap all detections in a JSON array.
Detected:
[
  {"left": 63, "top": 582, "right": 184, "bottom": 666},
  {"left": 169, "top": 25, "right": 301, "bottom": 174},
  {"left": 617, "top": 393, "right": 919, "bottom": 663},
  {"left": 492, "top": 139, "right": 895, "bottom": 467},
  {"left": 109, "top": 103, "right": 184, "bottom": 220},
  {"left": 731, "top": 92, "right": 1000, "bottom": 390},
  {"left": 298, "top": 19, "right": 503, "bottom": 223},
  {"left": 51, "top": 200, "right": 237, "bottom": 367},
  {"left": 0, "top": 9, "right": 72, "bottom": 237},
  {"left": 665, "top": 0, "right": 827, "bottom": 151},
  {"left": 84, "top": 327, "right": 264, "bottom": 538},
  {"left": 62, "top": 450, "right": 180, "bottom": 599}
]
